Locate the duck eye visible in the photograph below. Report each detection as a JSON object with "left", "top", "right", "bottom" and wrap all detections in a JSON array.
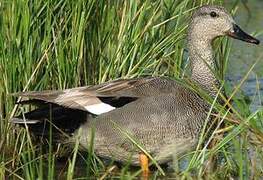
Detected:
[{"left": 210, "top": 11, "right": 217, "bottom": 18}]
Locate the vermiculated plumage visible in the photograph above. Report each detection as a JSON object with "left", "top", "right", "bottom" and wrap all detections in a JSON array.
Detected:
[{"left": 12, "top": 5, "right": 259, "bottom": 166}]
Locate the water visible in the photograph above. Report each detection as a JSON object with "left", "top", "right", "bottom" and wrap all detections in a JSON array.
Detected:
[{"left": 226, "top": 0, "right": 263, "bottom": 111}]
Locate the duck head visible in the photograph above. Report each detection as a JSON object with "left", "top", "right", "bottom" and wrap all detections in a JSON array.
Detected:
[{"left": 188, "top": 5, "right": 260, "bottom": 45}]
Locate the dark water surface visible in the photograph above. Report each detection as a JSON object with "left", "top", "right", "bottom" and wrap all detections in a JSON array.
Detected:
[{"left": 226, "top": 0, "right": 263, "bottom": 111}]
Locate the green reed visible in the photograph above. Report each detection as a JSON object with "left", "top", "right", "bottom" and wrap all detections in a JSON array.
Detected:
[{"left": 0, "top": 0, "right": 262, "bottom": 179}]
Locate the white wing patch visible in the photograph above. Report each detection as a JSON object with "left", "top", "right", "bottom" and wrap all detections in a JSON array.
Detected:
[
  {"left": 84, "top": 103, "right": 116, "bottom": 115},
  {"left": 55, "top": 89, "right": 116, "bottom": 114}
]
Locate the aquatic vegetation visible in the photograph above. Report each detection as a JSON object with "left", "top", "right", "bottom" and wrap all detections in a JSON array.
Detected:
[{"left": 0, "top": 0, "right": 262, "bottom": 179}]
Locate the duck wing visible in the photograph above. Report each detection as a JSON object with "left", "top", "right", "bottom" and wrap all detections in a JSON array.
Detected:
[{"left": 13, "top": 77, "right": 183, "bottom": 115}]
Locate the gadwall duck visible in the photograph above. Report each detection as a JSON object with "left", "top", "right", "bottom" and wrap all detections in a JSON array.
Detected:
[{"left": 12, "top": 5, "right": 260, "bottom": 175}]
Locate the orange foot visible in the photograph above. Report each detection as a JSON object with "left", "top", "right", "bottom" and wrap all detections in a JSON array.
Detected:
[{"left": 139, "top": 153, "right": 150, "bottom": 179}]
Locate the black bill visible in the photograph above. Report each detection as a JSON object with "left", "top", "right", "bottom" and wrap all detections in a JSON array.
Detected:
[{"left": 227, "top": 24, "right": 260, "bottom": 45}]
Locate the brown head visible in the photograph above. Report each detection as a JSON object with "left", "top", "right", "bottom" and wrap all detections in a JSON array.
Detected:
[{"left": 188, "top": 5, "right": 260, "bottom": 44}]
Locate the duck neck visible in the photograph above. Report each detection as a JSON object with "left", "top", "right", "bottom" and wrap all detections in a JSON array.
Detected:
[{"left": 188, "top": 37, "right": 219, "bottom": 97}]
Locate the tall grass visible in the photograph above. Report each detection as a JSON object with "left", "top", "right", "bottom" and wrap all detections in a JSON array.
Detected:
[{"left": 0, "top": 0, "right": 263, "bottom": 179}]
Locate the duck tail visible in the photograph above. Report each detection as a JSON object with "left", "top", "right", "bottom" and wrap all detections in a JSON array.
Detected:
[{"left": 11, "top": 100, "right": 89, "bottom": 141}]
